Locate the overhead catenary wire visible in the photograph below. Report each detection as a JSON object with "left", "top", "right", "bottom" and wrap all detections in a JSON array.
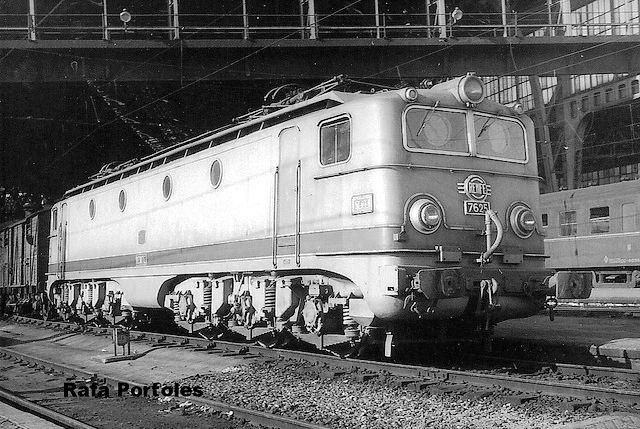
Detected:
[
  {"left": 0, "top": 2, "right": 631, "bottom": 175},
  {"left": 43, "top": 0, "right": 366, "bottom": 170}
]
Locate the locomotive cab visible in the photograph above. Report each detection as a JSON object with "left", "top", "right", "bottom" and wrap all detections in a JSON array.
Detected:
[{"left": 336, "top": 73, "right": 592, "bottom": 339}]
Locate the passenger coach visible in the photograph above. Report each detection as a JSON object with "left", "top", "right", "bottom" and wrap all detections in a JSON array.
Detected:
[{"left": 542, "top": 181, "right": 640, "bottom": 302}]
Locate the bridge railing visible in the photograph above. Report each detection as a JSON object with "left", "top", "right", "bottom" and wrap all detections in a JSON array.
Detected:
[{"left": 0, "top": 11, "right": 637, "bottom": 41}]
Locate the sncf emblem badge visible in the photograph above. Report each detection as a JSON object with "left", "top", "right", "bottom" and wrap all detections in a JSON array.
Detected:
[{"left": 457, "top": 174, "right": 492, "bottom": 216}]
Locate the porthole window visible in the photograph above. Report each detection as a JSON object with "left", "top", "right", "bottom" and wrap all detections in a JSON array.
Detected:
[
  {"left": 118, "top": 189, "right": 127, "bottom": 212},
  {"left": 210, "top": 159, "right": 223, "bottom": 188},
  {"left": 162, "top": 175, "right": 172, "bottom": 200},
  {"left": 89, "top": 199, "right": 96, "bottom": 219}
]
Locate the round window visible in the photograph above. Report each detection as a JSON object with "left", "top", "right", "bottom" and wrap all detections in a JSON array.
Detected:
[
  {"left": 162, "top": 176, "right": 172, "bottom": 200},
  {"left": 118, "top": 189, "right": 127, "bottom": 212},
  {"left": 89, "top": 199, "right": 96, "bottom": 219},
  {"left": 210, "top": 159, "right": 223, "bottom": 188}
]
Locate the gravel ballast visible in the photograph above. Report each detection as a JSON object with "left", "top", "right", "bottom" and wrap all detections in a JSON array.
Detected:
[{"left": 182, "top": 358, "right": 614, "bottom": 429}]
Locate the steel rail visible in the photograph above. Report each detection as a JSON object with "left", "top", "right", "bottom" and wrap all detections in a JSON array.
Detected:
[
  {"left": 0, "top": 346, "right": 330, "bottom": 429},
  {"left": 9, "top": 317, "right": 640, "bottom": 405},
  {"left": 0, "top": 384, "right": 96, "bottom": 429}
]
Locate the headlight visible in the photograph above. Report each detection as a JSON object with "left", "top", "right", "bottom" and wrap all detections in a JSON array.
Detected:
[
  {"left": 507, "top": 102, "right": 524, "bottom": 115},
  {"left": 459, "top": 73, "right": 485, "bottom": 105},
  {"left": 402, "top": 87, "right": 418, "bottom": 102},
  {"left": 509, "top": 204, "right": 536, "bottom": 238},
  {"left": 409, "top": 198, "right": 443, "bottom": 234}
]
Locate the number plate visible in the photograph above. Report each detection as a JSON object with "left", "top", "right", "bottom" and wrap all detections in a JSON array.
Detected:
[
  {"left": 351, "top": 193, "right": 374, "bottom": 215},
  {"left": 464, "top": 200, "right": 490, "bottom": 215}
]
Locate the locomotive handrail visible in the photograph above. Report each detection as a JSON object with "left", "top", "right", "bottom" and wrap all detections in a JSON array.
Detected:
[
  {"left": 4, "top": 8, "right": 639, "bottom": 42},
  {"left": 313, "top": 164, "right": 542, "bottom": 181},
  {"left": 295, "top": 161, "right": 301, "bottom": 268},
  {"left": 272, "top": 168, "right": 279, "bottom": 269},
  {"left": 478, "top": 209, "right": 503, "bottom": 264}
]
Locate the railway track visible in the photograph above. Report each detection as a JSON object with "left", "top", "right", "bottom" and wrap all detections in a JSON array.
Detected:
[
  {"left": 0, "top": 346, "right": 330, "bottom": 429},
  {"left": 0, "top": 383, "right": 95, "bottom": 429},
  {"left": 7, "top": 315, "right": 640, "bottom": 408}
]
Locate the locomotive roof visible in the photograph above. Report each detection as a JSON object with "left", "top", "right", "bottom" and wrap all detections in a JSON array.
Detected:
[
  {"left": 63, "top": 77, "right": 516, "bottom": 199},
  {"left": 64, "top": 89, "right": 353, "bottom": 198}
]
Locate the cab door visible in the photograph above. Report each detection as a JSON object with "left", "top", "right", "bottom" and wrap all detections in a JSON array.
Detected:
[{"left": 274, "top": 127, "right": 301, "bottom": 268}]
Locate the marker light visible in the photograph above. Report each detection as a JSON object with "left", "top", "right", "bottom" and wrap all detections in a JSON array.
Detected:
[
  {"left": 409, "top": 198, "right": 443, "bottom": 234},
  {"left": 402, "top": 87, "right": 418, "bottom": 102},
  {"left": 510, "top": 204, "right": 536, "bottom": 238},
  {"left": 508, "top": 102, "right": 525, "bottom": 115}
]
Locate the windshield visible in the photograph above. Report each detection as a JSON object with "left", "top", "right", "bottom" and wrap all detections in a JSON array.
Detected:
[
  {"left": 405, "top": 108, "right": 468, "bottom": 154},
  {"left": 403, "top": 106, "right": 527, "bottom": 163},
  {"left": 474, "top": 114, "right": 526, "bottom": 161}
]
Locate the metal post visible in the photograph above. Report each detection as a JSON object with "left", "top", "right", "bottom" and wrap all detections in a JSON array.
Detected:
[
  {"left": 560, "top": 0, "right": 572, "bottom": 36},
  {"left": 547, "top": 0, "right": 553, "bottom": 36},
  {"left": 0, "top": 85, "right": 4, "bottom": 224},
  {"left": 102, "top": 0, "right": 109, "bottom": 40},
  {"left": 436, "top": 0, "right": 446, "bottom": 38},
  {"left": 374, "top": 0, "right": 380, "bottom": 38},
  {"left": 28, "top": 0, "right": 36, "bottom": 41},
  {"left": 172, "top": 0, "right": 180, "bottom": 40},
  {"left": 425, "top": 0, "right": 431, "bottom": 38},
  {"left": 242, "top": 0, "right": 249, "bottom": 40},
  {"left": 308, "top": 0, "right": 317, "bottom": 39},
  {"left": 530, "top": 75, "right": 559, "bottom": 192},
  {"left": 501, "top": 0, "right": 508, "bottom": 37},
  {"left": 299, "top": 0, "right": 305, "bottom": 39},
  {"left": 112, "top": 326, "right": 117, "bottom": 356}
]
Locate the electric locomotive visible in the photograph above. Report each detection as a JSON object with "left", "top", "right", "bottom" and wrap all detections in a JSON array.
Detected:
[{"left": 46, "top": 74, "right": 590, "bottom": 351}]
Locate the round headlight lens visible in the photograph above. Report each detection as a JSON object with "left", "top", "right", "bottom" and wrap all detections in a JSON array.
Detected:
[
  {"left": 409, "top": 198, "right": 442, "bottom": 234},
  {"left": 420, "top": 204, "right": 441, "bottom": 228},
  {"left": 459, "top": 74, "right": 485, "bottom": 104},
  {"left": 510, "top": 204, "right": 536, "bottom": 238},
  {"left": 509, "top": 102, "right": 524, "bottom": 115},
  {"left": 403, "top": 87, "right": 418, "bottom": 102}
]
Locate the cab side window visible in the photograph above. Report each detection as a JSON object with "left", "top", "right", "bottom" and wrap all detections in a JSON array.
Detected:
[{"left": 320, "top": 117, "right": 350, "bottom": 165}]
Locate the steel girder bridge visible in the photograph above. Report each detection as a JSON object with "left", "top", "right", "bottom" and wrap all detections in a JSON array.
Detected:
[
  {"left": 0, "top": 0, "right": 639, "bottom": 199},
  {"left": 0, "top": 0, "right": 637, "bottom": 83}
]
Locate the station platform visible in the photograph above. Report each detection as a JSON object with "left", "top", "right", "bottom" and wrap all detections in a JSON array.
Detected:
[{"left": 590, "top": 338, "right": 640, "bottom": 369}]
